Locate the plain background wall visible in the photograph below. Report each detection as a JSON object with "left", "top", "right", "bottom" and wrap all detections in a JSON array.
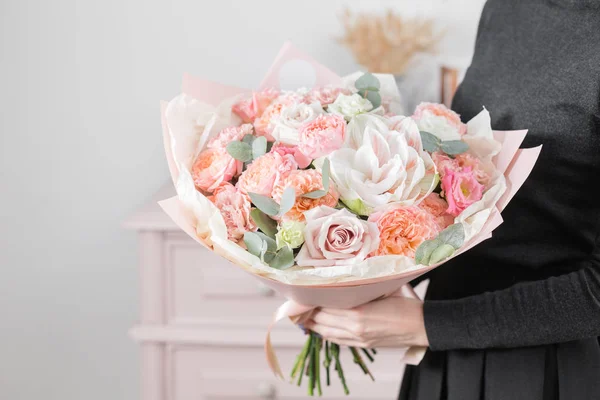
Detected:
[{"left": 0, "top": 1, "right": 486, "bottom": 399}]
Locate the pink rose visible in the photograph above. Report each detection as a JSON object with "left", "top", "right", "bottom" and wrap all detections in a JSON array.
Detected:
[
  {"left": 297, "top": 114, "right": 346, "bottom": 159},
  {"left": 305, "top": 86, "right": 350, "bottom": 106},
  {"left": 295, "top": 206, "right": 380, "bottom": 267},
  {"left": 412, "top": 102, "right": 467, "bottom": 141},
  {"left": 270, "top": 143, "right": 312, "bottom": 169},
  {"left": 236, "top": 151, "right": 298, "bottom": 197},
  {"left": 271, "top": 169, "right": 339, "bottom": 222},
  {"left": 368, "top": 204, "right": 440, "bottom": 258},
  {"left": 419, "top": 193, "right": 455, "bottom": 230},
  {"left": 441, "top": 167, "right": 484, "bottom": 217},
  {"left": 232, "top": 88, "right": 279, "bottom": 123},
  {"left": 207, "top": 124, "right": 253, "bottom": 149},
  {"left": 209, "top": 182, "right": 256, "bottom": 241},
  {"left": 191, "top": 147, "right": 241, "bottom": 192}
]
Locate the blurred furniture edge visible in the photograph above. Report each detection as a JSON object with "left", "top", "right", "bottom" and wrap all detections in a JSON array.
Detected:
[
  {"left": 438, "top": 55, "right": 470, "bottom": 108},
  {"left": 123, "top": 182, "right": 411, "bottom": 400}
]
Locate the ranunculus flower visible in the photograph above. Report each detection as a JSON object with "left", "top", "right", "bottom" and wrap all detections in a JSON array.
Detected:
[
  {"left": 271, "top": 169, "right": 339, "bottom": 221},
  {"left": 207, "top": 124, "right": 253, "bottom": 149},
  {"left": 419, "top": 193, "right": 455, "bottom": 230},
  {"left": 305, "top": 86, "right": 351, "bottom": 106},
  {"left": 328, "top": 120, "right": 436, "bottom": 215},
  {"left": 297, "top": 114, "right": 346, "bottom": 159},
  {"left": 412, "top": 102, "right": 467, "bottom": 141},
  {"left": 327, "top": 93, "right": 373, "bottom": 120},
  {"left": 209, "top": 182, "right": 256, "bottom": 241},
  {"left": 270, "top": 102, "right": 324, "bottom": 145},
  {"left": 270, "top": 143, "right": 312, "bottom": 169},
  {"left": 191, "top": 147, "right": 241, "bottom": 192},
  {"left": 236, "top": 151, "right": 297, "bottom": 197},
  {"left": 232, "top": 88, "right": 279, "bottom": 123},
  {"left": 295, "top": 206, "right": 380, "bottom": 267},
  {"left": 275, "top": 220, "right": 306, "bottom": 250},
  {"left": 441, "top": 167, "right": 484, "bottom": 216},
  {"left": 368, "top": 204, "right": 440, "bottom": 258}
]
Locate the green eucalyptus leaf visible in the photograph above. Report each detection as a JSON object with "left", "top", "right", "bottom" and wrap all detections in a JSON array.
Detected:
[
  {"left": 242, "top": 134, "right": 255, "bottom": 145},
  {"left": 252, "top": 136, "right": 267, "bottom": 159},
  {"left": 250, "top": 209, "right": 278, "bottom": 238},
  {"left": 321, "top": 158, "right": 331, "bottom": 192},
  {"left": 302, "top": 190, "right": 327, "bottom": 199},
  {"left": 278, "top": 187, "right": 296, "bottom": 217},
  {"left": 226, "top": 141, "right": 253, "bottom": 162},
  {"left": 419, "top": 131, "right": 441, "bottom": 153},
  {"left": 248, "top": 193, "right": 280, "bottom": 216},
  {"left": 437, "top": 223, "right": 465, "bottom": 249},
  {"left": 415, "top": 238, "right": 442, "bottom": 265},
  {"left": 355, "top": 72, "right": 381, "bottom": 91},
  {"left": 440, "top": 140, "right": 469, "bottom": 156},
  {"left": 266, "top": 141, "right": 274, "bottom": 153},
  {"left": 268, "top": 245, "right": 295, "bottom": 270},
  {"left": 256, "top": 232, "right": 278, "bottom": 253},
  {"left": 428, "top": 243, "right": 455, "bottom": 265},
  {"left": 358, "top": 89, "right": 381, "bottom": 109},
  {"left": 244, "top": 231, "right": 265, "bottom": 258}
]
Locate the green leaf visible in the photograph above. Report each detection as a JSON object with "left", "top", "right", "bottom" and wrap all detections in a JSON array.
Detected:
[
  {"left": 358, "top": 89, "right": 381, "bottom": 109},
  {"left": 420, "top": 131, "right": 441, "bottom": 153},
  {"left": 268, "top": 245, "right": 295, "bottom": 270},
  {"left": 242, "top": 134, "right": 255, "bottom": 145},
  {"left": 252, "top": 136, "right": 267, "bottom": 159},
  {"left": 354, "top": 72, "right": 381, "bottom": 91},
  {"left": 418, "top": 173, "right": 440, "bottom": 194},
  {"left": 226, "top": 141, "right": 253, "bottom": 162},
  {"left": 244, "top": 231, "right": 265, "bottom": 258},
  {"left": 437, "top": 223, "right": 465, "bottom": 249},
  {"left": 428, "top": 243, "right": 455, "bottom": 265},
  {"left": 278, "top": 187, "right": 296, "bottom": 216},
  {"left": 440, "top": 140, "right": 469, "bottom": 156},
  {"left": 256, "top": 232, "right": 278, "bottom": 252},
  {"left": 250, "top": 208, "right": 278, "bottom": 238},
  {"left": 415, "top": 238, "right": 441, "bottom": 265},
  {"left": 302, "top": 190, "right": 327, "bottom": 199},
  {"left": 249, "top": 193, "right": 280, "bottom": 216},
  {"left": 266, "top": 141, "right": 274, "bottom": 153},
  {"left": 341, "top": 198, "right": 370, "bottom": 216},
  {"left": 320, "top": 158, "right": 331, "bottom": 192}
]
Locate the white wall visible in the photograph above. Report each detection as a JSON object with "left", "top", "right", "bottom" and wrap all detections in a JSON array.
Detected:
[{"left": 0, "top": 1, "right": 485, "bottom": 399}]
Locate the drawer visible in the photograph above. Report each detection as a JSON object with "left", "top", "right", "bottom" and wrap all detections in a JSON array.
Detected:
[
  {"left": 166, "top": 344, "right": 405, "bottom": 400},
  {"left": 164, "top": 233, "right": 289, "bottom": 327}
]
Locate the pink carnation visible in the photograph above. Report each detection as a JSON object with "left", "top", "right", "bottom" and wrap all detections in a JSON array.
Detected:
[
  {"left": 209, "top": 182, "right": 256, "bottom": 242},
  {"left": 207, "top": 124, "right": 253, "bottom": 149},
  {"left": 305, "top": 86, "right": 351, "bottom": 106},
  {"left": 368, "top": 204, "right": 441, "bottom": 258},
  {"left": 270, "top": 143, "right": 312, "bottom": 169},
  {"left": 232, "top": 88, "right": 279, "bottom": 123},
  {"left": 432, "top": 152, "right": 460, "bottom": 177},
  {"left": 441, "top": 167, "right": 484, "bottom": 217},
  {"left": 191, "top": 147, "right": 241, "bottom": 192},
  {"left": 419, "top": 193, "right": 455, "bottom": 230},
  {"left": 455, "top": 153, "right": 491, "bottom": 186},
  {"left": 297, "top": 114, "right": 346, "bottom": 159},
  {"left": 236, "top": 151, "right": 298, "bottom": 197}
]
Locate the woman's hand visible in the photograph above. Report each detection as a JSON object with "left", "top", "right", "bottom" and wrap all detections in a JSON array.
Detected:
[{"left": 303, "top": 296, "right": 429, "bottom": 349}]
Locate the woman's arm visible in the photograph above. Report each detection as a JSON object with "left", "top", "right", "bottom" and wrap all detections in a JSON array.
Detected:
[{"left": 425, "top": 262, "right": 600, "bottom": 350}]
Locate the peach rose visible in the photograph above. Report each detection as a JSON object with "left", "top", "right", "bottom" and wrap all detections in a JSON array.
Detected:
[
  {"left": 298, "top": 114, "right": 346, "bottom": 159},
  {"left": 412, "top": 102, "right": 467, "bottom": 141},
  {"left": 271, "top": 169, "right": 339, "bottom": 221},
  {"left": 368, "top": 204, "right": 440, "bottom": 258},
  {"left": 441, "top": 167, "right": 484, "bottom": 217},
  {"left": 207, "top": 124, "right": 253, "bottom": 149},
  {"left": 419, "top": 193, "right": 455, "bottom": 230},
  {"left": 236, "top": 151, "right": 298, "bottom": 197},
  {"left": 209, "top": 182, "right": 256, "bottom": 241},
  {"left": 232, "top": 88, "right": 279, "bottom": 123},
  {"left": 191, "top": 147, "right": 241, "bottom": 192}
]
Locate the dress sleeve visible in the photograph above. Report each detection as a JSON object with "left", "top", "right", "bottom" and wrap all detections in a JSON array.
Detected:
[{"left": 423, "top": 262, "right": 600, "bottom": 350}]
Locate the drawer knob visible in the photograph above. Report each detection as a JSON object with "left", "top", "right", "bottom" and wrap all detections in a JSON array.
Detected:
[
  {"left": 257, "top": 282, "right": 275, "bottom": 297},
  {"left": 257, "top": 382, "right": 277, "bottom": 399}
]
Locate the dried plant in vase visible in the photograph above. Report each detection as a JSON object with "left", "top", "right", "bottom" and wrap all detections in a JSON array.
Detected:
[{"left": 338, "top": 8, "right": 444, "bottom": 75}]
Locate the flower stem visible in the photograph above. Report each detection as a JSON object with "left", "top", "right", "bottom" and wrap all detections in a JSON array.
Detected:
[
  {"left": 291, "top": 336, "right": 312, "bottom": 380},
  {"left": 361, "top": 348, "right": 375, "bottom": 363},
  {"left": 315, "top": 336, "right": 322, "bottom": 396},
  {"left": 296, "top": 334, "right": 313, "bottom": 387},
  {"left": 324, "top": 340, "right": 331, "bottom": 386},
  {"left": 350, "top": 347, "right": 374, "bottom": 381},
  {"left": 308, "top": 334, "right": 315, "bottom": 396},
  {"left": 331, "top": 343, "right": 350, "bottom": 395}
]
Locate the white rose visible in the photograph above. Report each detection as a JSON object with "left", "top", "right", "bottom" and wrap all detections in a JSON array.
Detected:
[
  {"left": 328, "top": 93, "right": 373, "bottom": 120},
  {"left": 327, "top": 117, "right": 436, "bottom": 215},
  {"left": 270, "top": 102, "right": 324, "bottom": 145}
]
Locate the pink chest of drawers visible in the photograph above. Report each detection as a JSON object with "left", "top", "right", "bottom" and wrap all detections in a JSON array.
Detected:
[{"left": 124, "top": 183, "right": 410, "bottom": 400}]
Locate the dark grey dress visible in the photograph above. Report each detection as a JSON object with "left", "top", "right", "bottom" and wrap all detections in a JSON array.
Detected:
[{"left": 399, "top": 0, "right": 600, "bottom": 399}]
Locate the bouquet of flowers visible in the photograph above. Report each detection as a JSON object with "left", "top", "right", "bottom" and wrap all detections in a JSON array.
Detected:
[{"left": 159, "top": 43, "right": 541, "bottom": 396}]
